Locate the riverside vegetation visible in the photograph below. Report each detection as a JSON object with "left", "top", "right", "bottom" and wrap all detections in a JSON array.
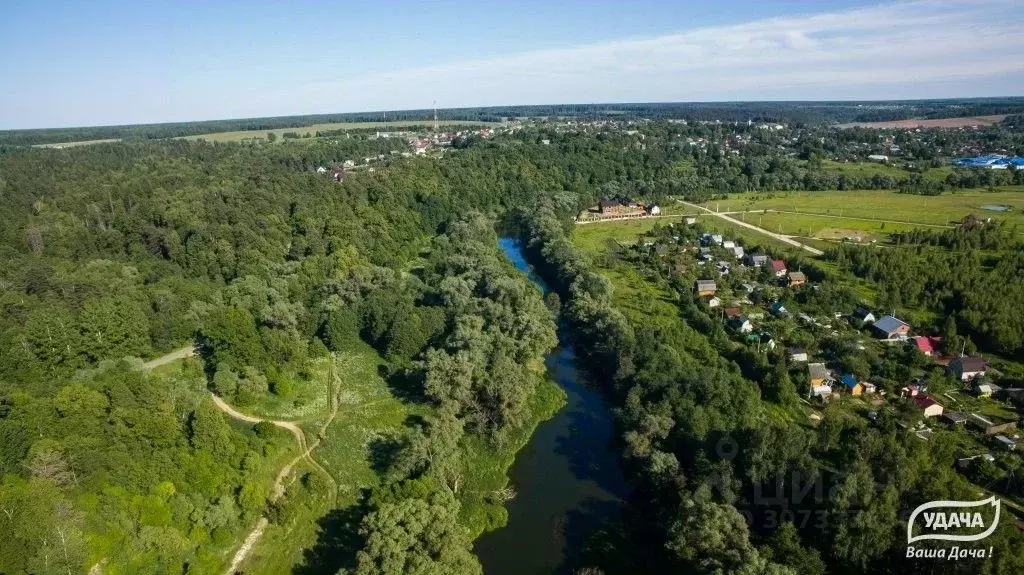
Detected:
[{"left": 0, "top": 114, "right": 1022, "bottom": 574}]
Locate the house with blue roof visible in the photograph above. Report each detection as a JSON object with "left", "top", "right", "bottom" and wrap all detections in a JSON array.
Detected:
[
  {"left": 840, "top": 374, "right": 865, "bottom": 396},
  {"left": 871, "top": 315, "right": 910, "bottom": 340}
]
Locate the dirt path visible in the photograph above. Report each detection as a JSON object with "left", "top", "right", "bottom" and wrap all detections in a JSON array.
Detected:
[
  {"left": 137, "top": 344, "right": 340, "bottom": 574},
  {"left": 216, "top": 361, "right": 340, "bottom": 574},
  {"left": 677, "top": 200, "right": 825, "bottom": 256},
  {"left": 141, "top": 345, "right": 196, "bottom": 369}
]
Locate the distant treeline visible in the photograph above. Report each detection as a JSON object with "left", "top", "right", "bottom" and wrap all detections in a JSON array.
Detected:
[{"left": 5, "top": 97, "right": 1024, "bottom": 146}]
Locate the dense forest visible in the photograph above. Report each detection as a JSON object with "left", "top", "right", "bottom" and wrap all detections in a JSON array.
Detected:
[
  {"left": 0, "top": 136, "right": 571, "bottom": 572},
  {"left": 828, "top": 224, "right": 1024, "bottom": 359},
  {"left": 1, "top": 119, "right": 1022, "bottom": 574}
]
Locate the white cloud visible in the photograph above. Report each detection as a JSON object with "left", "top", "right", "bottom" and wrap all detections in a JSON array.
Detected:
[
  {"left": 4, "top": 0, "right": 1022, "bottom": 128},
  {"left": 274, "top": 0, "right": 1024, "bottom": 114}
]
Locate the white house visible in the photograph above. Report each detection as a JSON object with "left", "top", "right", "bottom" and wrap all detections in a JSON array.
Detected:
[
  {"left": 315, "top": 166, "right": 328, "bottom": 174},
  {"left": 867, "top": 154, "right": 889, "bottom": 163},
  {"left": 707, "top": 296, "right": 722, "bottom": 308},
  {"left": 647, "top": 204, "right": 662, "bottom": 216},
  {"left": 722, "top": 240, "right": 736, "bottom": 249},
  {"left": 684, "top": 217, "right": 697, "bottom": 225}
]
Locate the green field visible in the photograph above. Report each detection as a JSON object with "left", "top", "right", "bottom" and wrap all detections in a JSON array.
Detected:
[
  {"left": 700, "top": 188, "right": 1024, "bottom": 227},
  {"left": 819, "top": 159, "right": 952, "bottom": 183},
  {"left": 240, "top": 342, "right": 416, "bottom": 574},
  {"left": 180, "top": 120, "right": 501, "bottom": 142},
  {"left": 572, "top": 219, "right": 675, "bottom": 253},
  {"left": 741, "top": 211, "right": 921, "bottom": 243},
  {"left": 238, "top": 341, "right": 564, "bottom": 573}
]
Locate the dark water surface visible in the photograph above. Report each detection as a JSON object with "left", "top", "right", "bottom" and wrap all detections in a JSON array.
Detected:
[{"left": 474, "top": 238, "right": 628, "bottom": 574}]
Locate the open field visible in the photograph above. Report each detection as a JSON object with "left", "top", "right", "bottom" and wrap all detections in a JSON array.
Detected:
[
  {"left": 240, "top": 342, "right": 418, "bottom": 574},
  {"left": 32, "top": 138, "right": 122, "bottom": 148},
  {"left": 837, "top": 115, "right": 1007, "bottom": 129},
  {"left": 699, "top": 188, "right": 1024, "bottom": 227},
  {"left": 819, "top": 159, "right": 952, "bottom": 183},
  {"left": 571, "top": 218, "right": 675, "bottom": 253},
  {"left": 180, "top": 120, "right": 500, "bottom": 142},
  {"left": 820, "top": 159, "right": 907, "bottom": 178},
  {"left": 740, "top": 211, "right": 921, "bottom": 243}
]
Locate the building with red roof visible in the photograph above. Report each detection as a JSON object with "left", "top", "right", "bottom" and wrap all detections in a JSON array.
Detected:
[{"left": 912, "top": 335, "right": 941, "bottom": 356}]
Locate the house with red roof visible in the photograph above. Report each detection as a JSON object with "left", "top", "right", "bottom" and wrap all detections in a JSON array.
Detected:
[
  {"left": 913, "top": 395, "right": 944, "bottom": 418},
  {"left": 912, "top": 335, "right": 941, "bottom": 356},
  {"left": 770, "top": 260, "right": 787, "bottom": 277}
]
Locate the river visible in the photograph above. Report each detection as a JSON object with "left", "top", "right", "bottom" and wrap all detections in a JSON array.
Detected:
[{"left": 474, "top": 238, "right": 629, "bottom": 574}]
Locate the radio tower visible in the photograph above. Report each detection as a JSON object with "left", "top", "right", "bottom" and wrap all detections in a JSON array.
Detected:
[{"left": 433, "top": 101, "right": 439, "bottom": 133}]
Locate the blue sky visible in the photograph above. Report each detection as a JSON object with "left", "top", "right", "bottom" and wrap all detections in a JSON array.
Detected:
[{"left": 2, "top": 0, "right": 1022, "bottom": 129}]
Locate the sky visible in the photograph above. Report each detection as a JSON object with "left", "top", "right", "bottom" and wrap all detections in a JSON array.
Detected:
[{"left": 2, "top": 0, "right": 1023, "bottom": 130}]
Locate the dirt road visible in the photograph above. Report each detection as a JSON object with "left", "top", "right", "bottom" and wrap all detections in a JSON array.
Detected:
[
  {"left": 141, "top": 345, "right": 196, "bottom": 369},
  {"left": 676, "top": 200, "right": 825, "bottom": 256},
  {"left": 138, "top": 344, "right": 339, "bottom": 575},
  {"left": 214, "top": 365, "right": 340, "bottom": 575}
]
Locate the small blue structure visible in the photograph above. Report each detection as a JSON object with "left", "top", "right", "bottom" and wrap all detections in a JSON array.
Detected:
[
  {"left": 953, "top": 154, "right": 1024, "bottom": 169},
  {"left": 840, "top": 374, "right": 859, "bottom": 390}
]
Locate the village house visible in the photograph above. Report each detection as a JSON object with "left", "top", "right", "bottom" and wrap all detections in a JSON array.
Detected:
[
  {"left": 722, "top": 240, "right": 736, "bottom": 249},
  {"left": 759, "top": 333, "right": 776, "bottom": 351},
  {"left": 684, "top": 217, "right": 697, "bottom": 225},
  {"left": 747, "top": 253, "right": 769, "bottom": 267},
  {"left": 994, "top": 435, "right": 1018, "bottom": 450},
  {"left": 969, "top": 413, "right": 1016, "bottom": 436},
  {"left": 871, "top": 315, "right": 910, "bottom": 339},
  {"left": 852, "top": 307, "right": 876, "bottom": 325},
  {"left": 769, "top": 259, "right": 787, "bottom": 277},
  {"left": 729, "top": 316, "right": 753, "bottom": 333},
  {"left": 315, "top": 166, "right": 328, "bottom": 174},
  {"left": 695, "top": 279, "right": 717, "bottom": 296},
  {"left": 840, "top": 374, "right": 864, "bottom": 395},
  {"left": 808, "top": 363, "right": 830, "bottom": 386},
  {"left": 707, "top": 296, "right": 722, "bottom": 308},
  {"left": 724, "top": 307, "right": 743, "bottom": 319},
  {"left": 732, "top": 246, "right": 745, "bottom": 259},
  {"left": 947, "top": 356, "right": 987, "bottom": 381},
  {"left": 599, "top": 197, "right": 643, "bottom": 216},
  {"left": 331, "top": 166, "right": 346, "bottom": 182},
  {"left": 911, "top": 335, "right": 940, "bottom": 356},
  {"left": 770, "top": 301, "right": 788, "bottom": 316},
  {"left": 788, "top": 347, "right": 809, "bottom": 362},
  {"left": 913, "top": 395, "right": 944, "bottom": 418},
  {"left": 974, "top": 383, "right": 993, "bottom": 398},
  {"left": 787, "top": 271, "right": 806, "bottom": 287},
  {"left": 941, "top": 412, "right": 968, "bottom": 426},
  {"left": 647, "top": 204, "right": 661, "bottom": 216}
]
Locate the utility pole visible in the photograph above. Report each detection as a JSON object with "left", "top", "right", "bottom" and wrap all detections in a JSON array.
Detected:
[{"left": 433, "top": 101, "right": 439, "bottom": 133}]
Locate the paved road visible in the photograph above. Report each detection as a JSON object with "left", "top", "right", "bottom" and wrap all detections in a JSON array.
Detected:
[{"left": 676, "top": 200, "right": 825, "bottom": 256}]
